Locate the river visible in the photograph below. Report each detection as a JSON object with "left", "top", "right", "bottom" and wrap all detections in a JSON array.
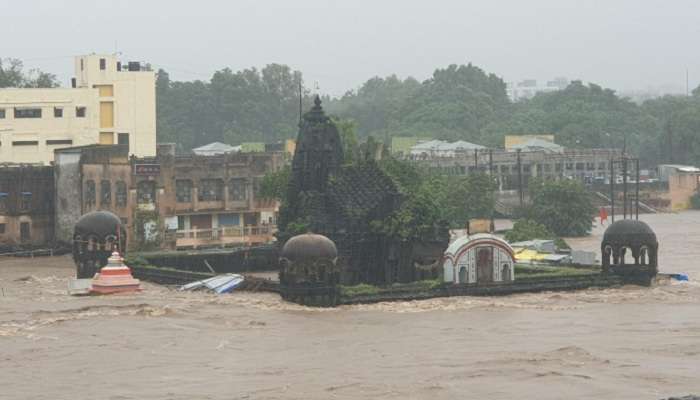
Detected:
[{"left": 0, "top": 212, "right": 699, "bottom": 399}]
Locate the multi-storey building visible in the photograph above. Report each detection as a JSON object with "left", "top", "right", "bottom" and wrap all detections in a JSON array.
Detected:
[
  {"left": 54, "top": 144, "right": 285, "bottom": 250},
  {"left": 0, "top": 164, "right": 54, "bottom": 249},
  {"left": 407, "top": 148, "right": 621, "bottom": 190},
  {"left": 0, "top": 54, "right": 156, "bottom": 164}
]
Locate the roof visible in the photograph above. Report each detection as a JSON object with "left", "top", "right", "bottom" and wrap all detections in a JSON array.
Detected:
[
  {"left": 444, "top": 233, "right": 514, "bottom": 258},
  {"left": 603, "top": 219, "right": 657, "bottom": 245},
  {"left": 281, "top": 233, "right": 337, "bottom": 261},
  {"left": 411, "top": 139, "right": 486, "bottom": 153},
  {"left": 658, "top": 164, "right": 700, "bottom": 173},
  {"left": 328, "top": 162, "right": 400, "bottom": 221},
  {"left": 509, "top": 138, "right": 563, "bottom": 152},
  {"left": 192, "top": 142, "right": 241, "bottom": 156}
]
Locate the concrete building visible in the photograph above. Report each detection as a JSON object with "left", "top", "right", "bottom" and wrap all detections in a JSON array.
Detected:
[
  {"left": 0, "top": 164, "right": 54, "bottom": 250},
  {"left": 506, "top": 77, "right": 569, "bottom": 102},
  {"left": 0, "top": 54, "right": 156, "bottom": 164},
  {"left": 54, "top": 144, "right": 285, "bottom": 250}
]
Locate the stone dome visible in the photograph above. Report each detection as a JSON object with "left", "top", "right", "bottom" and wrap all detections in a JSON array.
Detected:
[
  {"left": 602, "top": 219, "right": 657, "bottom": 245},
  {"left": 74, "top": 211, "right": 123, "bottom": 238},
  {"left": 281, "top": 233, "right": 338, "bottom": 262}
]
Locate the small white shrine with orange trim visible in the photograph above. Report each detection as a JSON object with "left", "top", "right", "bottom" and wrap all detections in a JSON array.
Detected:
[
  {"left": 90, "top": 252, "right": 142, "bottom": 294},
  {"left": 442, "top": 234, "right": 515, "bottom": 284}
]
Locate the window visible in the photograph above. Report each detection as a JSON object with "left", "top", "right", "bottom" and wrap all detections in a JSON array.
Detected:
[
  {"left": 76, "top": 107, "right": 86, "bottom": 118},
  {"left": 137, "top": 181, "right": 156, "bottom": 204},
  {"left": 0, "top": 223, "right": 5, "bottom": 234},
  {"left": 176, "top": 180, "right": 193, "bottom": 203},
  {"left": 0, "top": 108, "right": 5, "bottom": 118},
  {"left": 100, "top": 180, "right": 111, "bottom": 207},
  {"left": 576, "top": 162, "right": 585, "bottom": 171},
  {"left": 118, "top": 133, "right": 129, "bottom": 147},
  {"left": 46, "top": 139, "right": 73, "bottom": 146},
  {"left": 14, "top": 108, "right": 42, "bottom": 118},
  {"left": 85, "top": 181, "right": 96, "bottom": 206},
  {"left": 555, "top": 163, "right": 563, "bottom": 172},
  {"left": 20, "top": 192, "right": 32, "bottom": 211},
  {"left": 229, "top": 178, "right": 247, "bottom": 201},
  {"left": 12, "top": 141, "right": 39, "bottom": 146},
  {"left": 599, "top": 162, "right": 608, "bottom": 170},
  {"left": 20, "top": 222, "right": 30, "bottom": 242},
  {"left": 80, "top": 58, "right": 84, "bottom": 70},
  {"left": 99, "top": 58, "right": 106, "bottom": 70},
  {"left": 0, "top": 192, "right": 7, "bottom": 211},
  {"left": 198, "top": 179, "right": 223, "bottom": 201},
  {"left": 54, "top": 107, "right": 63, "bottom": 118},
  {"left": 115, "top": 181, "right": 127, "bottom": 207}
]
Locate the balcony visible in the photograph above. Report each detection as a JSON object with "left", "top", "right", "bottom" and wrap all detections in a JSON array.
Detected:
[{"left": 175, "top": 225, "right": 276, "bottom": 249}]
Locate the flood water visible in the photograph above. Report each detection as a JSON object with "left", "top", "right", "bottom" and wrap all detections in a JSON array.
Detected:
[{"left": 1, "top": 212, "right": 699, "bottom": 399}]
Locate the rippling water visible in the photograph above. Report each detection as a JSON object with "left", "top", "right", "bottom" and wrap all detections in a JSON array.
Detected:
[{"left": 1, "top": 212, "right": 699, "bottom": 399}]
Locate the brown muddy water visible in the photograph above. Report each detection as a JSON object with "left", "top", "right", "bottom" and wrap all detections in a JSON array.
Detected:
[{"left": 1, "top": 212, "right": 699, "bottom": 400}]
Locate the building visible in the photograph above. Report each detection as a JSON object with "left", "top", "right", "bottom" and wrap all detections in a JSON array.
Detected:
[
  {"left": 442, "top": 233, "right": 515, "bottom": 284},
  {"left": 0, "top": 54, "right": 156, "bottom": 164},
  {"left": 54, "top": 144, "right": 286, "bottom": 250},
  {"left": 657, "top": 165, "right": 700, "bottom": 211},
  {"left": 506, "top": 77, "right": 569, "bottom": 101},
  {"left": 408, "top": 147, "right": 619, "bottom": 190},
  {"left": 0, "top": 164, "right": 54, "bottom": 249},
  {"left": 409, "top": 139, "right": 486, "bottom": 158},
  {"left": 504, "top": 135, "right": 557, "bottom": 151},
  {"left": 278, "top": 97, "right": 448, "bottom": 286}
]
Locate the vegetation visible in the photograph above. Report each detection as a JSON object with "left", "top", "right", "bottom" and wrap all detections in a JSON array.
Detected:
[
  {"left": 6, "top": 56, "right": 700, "bottom": 168},
  {"left": 0, "top": 58, "right": 59, "bottom": 88},
  {"left": 339, "top": 279, "right": 443, "bottom": 297},
  {"left": 514, "top": 264, "right": 599, "bottom": 279},
  {"left": 505, "top": 219, "right": 569, "bottom": 250},
  {"left": 523, "top": 179, "right": 596, "bottom": 237}
]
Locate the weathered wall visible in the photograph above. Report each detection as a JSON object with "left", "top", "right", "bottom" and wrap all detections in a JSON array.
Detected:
[
  {"left": 0, "top": 165, "right": 55, "bottom": 248},
  {"left": 54, "top": 151, "right": 82, "bottom": 244}
]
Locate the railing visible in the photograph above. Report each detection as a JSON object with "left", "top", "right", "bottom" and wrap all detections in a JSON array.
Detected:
[{"left": 176, "top": 225, "right": 276, "bottom": 240}]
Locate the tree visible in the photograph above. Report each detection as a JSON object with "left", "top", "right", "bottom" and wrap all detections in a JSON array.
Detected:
[
  {"left": 526, "top": 179, "right": 596, "bottom": 236},
  {"left": 258, "top": 166, "right": 290, "bottom": 202},
  {"left": 0, "top": 58, "right": 59, "bottom": 88}
]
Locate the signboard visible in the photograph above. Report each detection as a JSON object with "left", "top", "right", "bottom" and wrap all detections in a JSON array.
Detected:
[{"left": 134, "top": 164, "right": 160, "bottom": 176}]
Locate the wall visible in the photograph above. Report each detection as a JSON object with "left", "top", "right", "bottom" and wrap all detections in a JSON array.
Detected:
[
  {"left": 667, "top": 172, "right": 700, "bottom": 211},
  {"left": 0, "top": 88, "right": 99, "bottom": 164},
  {"left": 0, "top": 165, "right": 54, "bottom": 248},
  {"left": 0, "top": 54, "right": 156, "bottom": 165}
]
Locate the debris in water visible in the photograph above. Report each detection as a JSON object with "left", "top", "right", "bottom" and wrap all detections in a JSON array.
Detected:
[{"left": 180, "top": 274, "right": 244, "bottom": 294}]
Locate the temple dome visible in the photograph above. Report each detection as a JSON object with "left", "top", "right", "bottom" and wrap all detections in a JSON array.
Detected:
[
  {"left": 74, "top": 211, "right": 123, "bottom": 238},
  {"left": 281, "top": 233, "right": 338, "bottom": 262},
  {"left": 602, "top": 219, "right": 657, "bottom": 244}
]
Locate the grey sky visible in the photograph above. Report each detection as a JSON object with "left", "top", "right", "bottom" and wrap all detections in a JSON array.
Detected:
[{"left": 3, "top": 0, "right": 699, "bottom": 96}]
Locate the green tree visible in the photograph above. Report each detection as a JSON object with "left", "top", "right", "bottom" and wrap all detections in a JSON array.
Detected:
[
  {"left": 526, "top": 179, "right": 596, "bottom": 236},
  {"left": 0, "top": 58, "right": 59, "bottom": 88},
  {"left": 258, "top": 166, "right": 290, "bottom": 202}
]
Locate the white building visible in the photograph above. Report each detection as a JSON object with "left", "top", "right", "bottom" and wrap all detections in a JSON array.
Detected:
[
  {"left": 0, "top": 54, "right": 156, "bottom": 164},
  {"left": 442, "top": 233, "right": 515, "bottom": 284},
  {"left": 506, "top": 77, "right": 569, "bottom": 102}
]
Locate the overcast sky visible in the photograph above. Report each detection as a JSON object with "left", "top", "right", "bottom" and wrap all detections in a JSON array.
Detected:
[{"left": 3, "top": 0, "right": 699, "bottom": 96}]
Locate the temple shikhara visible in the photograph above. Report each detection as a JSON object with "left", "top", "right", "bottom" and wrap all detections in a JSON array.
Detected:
[{"left": 277, "top": 96, "right": 448, "bottom": 288}]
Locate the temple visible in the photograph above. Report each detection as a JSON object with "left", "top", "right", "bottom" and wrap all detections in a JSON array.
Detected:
[{"left": 278, "top": 97, "right": 448, "bottom": 286}]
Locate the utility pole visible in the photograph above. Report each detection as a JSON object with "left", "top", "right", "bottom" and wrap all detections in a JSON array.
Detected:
[
  {"left": 610, "top": 159, "right": 615, "bottom": 223},
  {"left": 635, "top": 158, "right": 640, "bottom": 220},
  {"left": 622, "top": 157, "right": 628, "bottom": 219},
  {"left": 298, "top": 81, "right": 303, "bottom": 124},
  {"left": 473, "top": 149, "right": 478, "bottom": 170},
  {"left": 517, "top": 149, "right": 523, "bottom": 208}
]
